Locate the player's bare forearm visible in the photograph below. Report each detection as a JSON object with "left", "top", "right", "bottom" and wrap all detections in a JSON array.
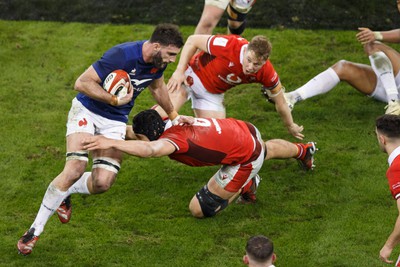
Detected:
[
  {"left": 149, "top": 79, "right": 176, "bottom": 119},
  {"left": 74, "top": 66, "right": 116, "bottom": 105},
  {"left": 380, "top": 200, "right": 400, "bottom": 263},
  {"left": 82, "top": 136, "right": 164, "bottom": 158}
]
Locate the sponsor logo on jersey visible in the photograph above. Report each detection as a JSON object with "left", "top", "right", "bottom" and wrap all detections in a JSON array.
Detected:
[
  {"left": 218, "top": 73, "right": 242, "bottom": 85},
  {"left": 228, "top": 62, "right": 235, "bottom": 67},
  {"left": 129, "top": 68, "right": 136, "bottom": 76},
  {"left": 213, "top": 37, "right": 228, "bottom": 47},
  {"left": 131, "top": 78, "right": 153, "bottom": 92}
]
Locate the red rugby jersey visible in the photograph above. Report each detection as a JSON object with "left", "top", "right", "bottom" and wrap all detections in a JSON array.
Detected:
[
  {"left": 188, "top": 34, "right": 279, "bottom": 94},
  {"left": 387, "top": 152, "right": 400, "bottom": 200},
  {"left": 160, "top": 118, "right": 258, "bottom": 167}
]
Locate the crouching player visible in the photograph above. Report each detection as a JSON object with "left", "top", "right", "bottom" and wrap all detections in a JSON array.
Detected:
[{"left": 83, "top": 109, "right": 317, "bottom": 218}]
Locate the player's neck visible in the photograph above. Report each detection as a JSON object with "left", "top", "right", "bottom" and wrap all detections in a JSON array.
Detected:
[{"left": 142, "top": 41, "right": 153, "bottom": 63}]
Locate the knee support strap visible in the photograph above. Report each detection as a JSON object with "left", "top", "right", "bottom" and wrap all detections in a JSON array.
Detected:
[
  {"left": 92, "top": 157, "right": 120, "bottom": 174},
  {"left": 66, "top": 150, "right": 89, "bottom": 162},
  {"left": 196, "top": 185, "right": 229, "bottom": 217}
]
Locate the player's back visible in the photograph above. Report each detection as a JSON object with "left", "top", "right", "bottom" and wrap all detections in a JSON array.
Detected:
[{"left": 161, "top": 118, "right": 258, "bottom": 166}]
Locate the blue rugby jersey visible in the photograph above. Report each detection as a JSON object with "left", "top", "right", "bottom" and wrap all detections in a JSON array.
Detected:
[{"left": 76, "top": 40, "right": 166, "bottom": 123}]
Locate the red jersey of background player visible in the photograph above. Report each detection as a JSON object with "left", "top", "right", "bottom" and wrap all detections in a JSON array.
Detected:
[
  {"left": 387, "top": 147, "right": 400, "bottom": 199},
  {"left": 160, "top": 118, "right": 260, "bottom": 167},
  {"left": 188, "top": 34, "right": 280, "bottom": 94}
]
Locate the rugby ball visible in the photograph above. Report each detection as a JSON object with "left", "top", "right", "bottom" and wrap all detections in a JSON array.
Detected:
[{"left": 103, "top": 70, "right": 131, "bottom": 97}]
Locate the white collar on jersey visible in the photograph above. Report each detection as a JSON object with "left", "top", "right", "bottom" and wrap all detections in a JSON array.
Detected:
[
  {"left": 164, "top": 120, "right": 172, "bottom": 131},
  {"left": 388, "top": 145, "right": 400, "bottom": 166},
  {"left": 240, "top": 44, "right": 247, "bottom": 66}
]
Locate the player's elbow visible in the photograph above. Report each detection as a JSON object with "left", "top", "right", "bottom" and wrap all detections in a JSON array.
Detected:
[{"left": 74, "top": 78, "right": 83, "bottom": 92}]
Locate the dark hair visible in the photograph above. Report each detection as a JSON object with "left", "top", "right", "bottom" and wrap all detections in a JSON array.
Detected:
[
  {"left": 150, "top": 23, "right": 184, "bottom": 48},
  {"left": 132, "top": 109, "right": 165, "bottom": 141},
  {"left": 246, "top": 235, "right": 274, "bottom": 263},
  {"left": 376, "top": 114, "right": 400, "bottom": 138}
]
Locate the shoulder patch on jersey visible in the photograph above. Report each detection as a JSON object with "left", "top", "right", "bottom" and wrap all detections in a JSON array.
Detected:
[{"left": 213, "top": 37, "right": 228, "bottom": 47}]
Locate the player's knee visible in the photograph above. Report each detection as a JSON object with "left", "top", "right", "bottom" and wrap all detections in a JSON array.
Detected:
[
  {"left": 189, "top": 197, "right": 204, "bottom": 218},
  {"left": 193, "top": 185, "right": 229, "bottom": 218},
  {"left": 363, "top": 41, "right": 382, "bottom": 55},
  {"left": 91, "top": 175, "right": 115, "bottom": 194},
  {"left": 91, "top": 157, "right": 120, "bottom": 193},
  {"left": 228, "top": 20, "right": 246, "bottom": 35},
  {"left": 332, "top": 60, "right": 351, "bottom": 78},
  {"left": 196, "top": 20, "right": 216, "bottom": 34}
]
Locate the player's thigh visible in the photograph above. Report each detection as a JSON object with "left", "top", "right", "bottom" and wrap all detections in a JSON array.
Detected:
[
  {"left": 191, "top": 92, "right": 226, "bottom": 118},
  {"left": 333, "top": 60, "right": 377, "bottom": 95},
  {"left": 194, "top": 108, "right": 225, "bottom": 118}
]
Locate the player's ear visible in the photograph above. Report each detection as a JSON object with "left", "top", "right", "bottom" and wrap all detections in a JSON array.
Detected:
[
  {"left": 153, "top": 42, "right": 161, "bottom": 51},
  {"left": 378, "top": 134, "right": 386, "bottom": 145},
  {"left": 243, "top": 255, "right": 249, "bottom": 265},
  {"left": 272, "top": 253, "right": 277, "bottom": 263}
]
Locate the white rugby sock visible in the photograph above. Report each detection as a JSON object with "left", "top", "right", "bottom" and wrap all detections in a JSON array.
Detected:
[
  {"left": 67, "top": 172, "right": 91, "bottom": 195},
  {"left": 31, "top": 183, "right": 68, "bottom": 236},
  {"left": 291, "top": 68, "right": 340, "bottom": 101},
  {"left": 369, "top": 51, "right": 399, "bottom": 102}
]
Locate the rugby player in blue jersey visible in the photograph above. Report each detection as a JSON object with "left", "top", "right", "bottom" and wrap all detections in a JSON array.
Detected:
[{"left": 17, "top": 23, "right": 184, "bottom": 255}]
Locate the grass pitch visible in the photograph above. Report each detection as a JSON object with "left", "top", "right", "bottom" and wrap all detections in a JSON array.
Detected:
[{"left": 0, "top": 20, "right": 397, "bottom": 266}]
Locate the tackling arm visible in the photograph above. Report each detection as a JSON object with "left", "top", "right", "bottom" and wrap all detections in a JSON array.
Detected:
[
  {"left": 82, "top": 135, "right": 176, "bottom": 158},
  {"left": 380, "top": 198, "right": 400, "bottom": 264}
]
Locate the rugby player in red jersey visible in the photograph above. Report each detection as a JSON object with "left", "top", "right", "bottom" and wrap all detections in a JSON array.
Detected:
[
  {"left": 156, "top": 34, "right": 304, "bottom": 139},
  {"left": 83, "top": 109, "right": 316, "bottom": 218}
]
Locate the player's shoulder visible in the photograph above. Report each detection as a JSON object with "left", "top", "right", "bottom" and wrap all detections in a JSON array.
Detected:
[{"left": 391, "top": 155, "right": 400, "bottom": 169}]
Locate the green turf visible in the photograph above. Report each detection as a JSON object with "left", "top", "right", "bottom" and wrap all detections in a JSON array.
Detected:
[{"left": 0, "top": 20, "right": 397, "bottom": 266}]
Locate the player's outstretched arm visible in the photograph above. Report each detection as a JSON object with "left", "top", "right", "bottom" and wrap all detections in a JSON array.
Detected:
[
  {"left": 380, "top": 198, "right": 400, "bottom": 264},
  {"left": 269, "top": 84, "right": 304, "bottom": 139},
  {"left": 357, "top": 27, "right": 400, "bottom": 45},
  {"left": 167, "top": 35, "right": 211, "bottom": 92},
  {"left": 82, "top": 136, "right": 176, "bottom": 158}
]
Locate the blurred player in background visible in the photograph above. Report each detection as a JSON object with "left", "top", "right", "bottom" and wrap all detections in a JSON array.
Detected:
[
  {"left": 83, "top": 109, "right": 317, "bottom": 219},
  {"left": 195, "top": 0, "right": 256, "bottom": 35},
  {"left": 156, "top": 33, "right": 305, "bottom": 140},
  {"left": 375, "top": 114, "right": 400, "bottom": 264},
  {"left": 17, "top": 24, "right": 184, "bottom": 256},
  {"left": 243, "top": 235, "right": 276, "bottom": 267},
  {"left": 283, "top": 1, "right": 400, "bottom": 115}
]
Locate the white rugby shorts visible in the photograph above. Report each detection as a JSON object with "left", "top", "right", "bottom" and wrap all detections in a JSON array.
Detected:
[
  {"left": 214, "top": 125, "right": 265, "bottom": 192},
  {"left": 370, "top": 71, "right": 400, "bottom": 102},
  {"left": 205, "top": 0, "right": 230, "bottom": 10},
  {"left": 185, "top": 67, "right": 226, "bottom": 112},
  {"left": 66, "top": 98, "right": 126, "bottom": 140}
]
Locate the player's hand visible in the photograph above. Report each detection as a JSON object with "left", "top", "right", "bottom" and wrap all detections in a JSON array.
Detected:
[
  {"left": 167, "top": 70, "right": 186, "bottom": 92},
  {"left": 82, "top": 136, "right": 112, "bottom": 151},
  {"left": 172, "top": 115, "right": 195, "bottom": 126},
  {"left": 287, "top": 123, "right": 304, "bottom": 140},
  {"left": 116, "top": 81, "right": 134, "bottom": 106},
  {"left": 356, "top": 27, "right": 376, "bottom": 45},
  {"left": 379, "top": 245, "right": 394, "bottom": 264}
]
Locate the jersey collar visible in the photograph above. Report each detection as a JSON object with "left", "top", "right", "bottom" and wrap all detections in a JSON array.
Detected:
[{"left": 388, "top": 145, "right": 400, "bottom": 166}]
